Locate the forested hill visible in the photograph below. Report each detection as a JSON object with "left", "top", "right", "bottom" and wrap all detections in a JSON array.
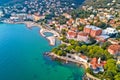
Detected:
[{"left": 83, "top": 0, "right": 120, "bottom": 9}]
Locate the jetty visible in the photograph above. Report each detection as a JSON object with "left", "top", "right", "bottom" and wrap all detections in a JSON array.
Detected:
[{"left": 46, "top": 36, "right": 56, "bottom": 46}]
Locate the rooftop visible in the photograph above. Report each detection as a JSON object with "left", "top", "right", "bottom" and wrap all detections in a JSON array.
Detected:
[
  {"left": 85, "top": 25, "right": 101, "bottom": 30},
  {"left": 108, "top": 44, "right": 120, "bottom": 52},
  {"left": 78, "top": 32, "right": 89, "bottom": 36}
]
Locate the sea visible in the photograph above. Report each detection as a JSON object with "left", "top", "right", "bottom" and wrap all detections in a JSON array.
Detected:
[{"left": 0, "top": 23, "right": 85, "bottom": 80}]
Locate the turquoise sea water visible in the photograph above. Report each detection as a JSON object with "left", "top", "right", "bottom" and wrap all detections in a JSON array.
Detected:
[{"left": 0, "top": 23, "right": 84, "bottom": 80}]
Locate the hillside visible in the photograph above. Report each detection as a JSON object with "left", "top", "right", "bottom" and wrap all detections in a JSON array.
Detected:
[
  {"left": 83, "top": 0, "right": 120, "bottom": 9},
  {"left": 0, "top": 0, "right": 84, "bottom": 6}
]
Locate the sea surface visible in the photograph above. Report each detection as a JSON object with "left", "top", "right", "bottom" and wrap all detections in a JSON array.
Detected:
[{"left": 0, "top": 23, "right": 85, "bottom": 80}]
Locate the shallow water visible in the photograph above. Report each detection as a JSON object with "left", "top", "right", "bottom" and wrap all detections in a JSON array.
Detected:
[{"left": 0, "top": 23, "right": 84, "bottom": 80}]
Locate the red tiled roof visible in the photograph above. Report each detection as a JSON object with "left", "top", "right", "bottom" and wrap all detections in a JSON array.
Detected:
[
  {"left": 108, "top": 44, "right": 120, "bottom": 54},
  {"left": 71, "top": 27, "right": 78, "bottom": 31},
  {"left": 78, "top": 32, "right": 89, "bottom": 36},
  {"left": 67, "top": 31, "right": 77, "bottom": 37}
]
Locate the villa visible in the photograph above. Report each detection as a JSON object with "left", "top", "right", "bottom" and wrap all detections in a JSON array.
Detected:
[
  {"left": 89, "top": 58, "right": 106, "bottom": 74},
  {"left": 108, "top": 44, "right": 120, "bottom": 56}
]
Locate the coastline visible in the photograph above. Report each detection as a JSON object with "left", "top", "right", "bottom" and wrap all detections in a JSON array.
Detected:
[
  {"left": 46, "top": 52, "right": 101, "bottom": 80},
  {"left": 2, "top": 21, "right": 101, "bottom": 80}
]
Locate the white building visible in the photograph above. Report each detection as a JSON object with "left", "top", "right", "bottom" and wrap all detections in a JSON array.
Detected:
[
  {"left": 102, "top": 27, "right": 118, "bottom": 36},
  {"left": 67, "top": 54, "right": 88, "bottom": 63}
]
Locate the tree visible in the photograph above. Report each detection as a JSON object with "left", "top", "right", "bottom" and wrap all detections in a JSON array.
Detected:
[
  {"left": 52, "top": 48, "right": 58, "bottom": 53},
  {"left": 104, "top": 59, "right": 117, "bottom": 79},
  {"left": 116, "top": 26, "right": 120, "bottom": 30},
  {"left": 59, "top": 44, "right": 67, "bottom": 49},
  {"left": 86, "top": 68, "right": 93, "bottom": 75},
  {"left": 101, "top": 42, "right": 111, "bottom": 50},
  {"left": 61, "top": 29, "right": 66, "bottom": 36},
  {"left": 114, "top": 73, "right": 120, "bottom": 80},
  {"left": 75, "top": 46, "right": 81, "bottom": 53},
  {"left": 66, "top": 45, "right": 74, "bottom": 53},
  {"left": 81, "top": 45, "right": 87, "bottom": 52},
  {"left": 57, "top": 50, "right": 63, "bottom": 56}
]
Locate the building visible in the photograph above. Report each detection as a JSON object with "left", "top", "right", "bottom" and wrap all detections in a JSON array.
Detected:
[
  {"left": 95, "top": 35, "right": 110, "bottom": 42},
  {"left": 67, "top": 18, "right": 75, "bottom": 26},
  {"left": 108, "top": 38, "right": 120, "bottom": 44},
  {"left": 108, "top": 44, "right": 120, "bottom": 55},
  {"left": 83, "top": 25, "right": 91, "bottom": 34},
  {"left": 89, "top": 58, "right": 106, "bottom": 74},
  {"left": 102, "top": 27, "right": 118, "bottom": 37},
  {"left": 26, "top": 14, "right": 33, "bottom": 20},
  {"left": 66, "top": 54, "right": 88, "bottom": 63},
  {"left": 67, "top": 30, "right": 77, "bottom": 39},
  {"left": 63, "top": 13, "right": 72, "bottom": 19},
  {"left": 77, "top": 32, "right": 89, "bottom": 42},
  {"left": 84, "top": 25, "right": 102, "bottom": 37},
  {"left": 33, "top": 14, "right": 40, "bottom": 21}
]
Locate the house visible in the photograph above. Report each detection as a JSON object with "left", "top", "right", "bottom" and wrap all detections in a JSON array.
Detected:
[
  {"left": 89, "top": 58, "right": 106, "bottom": 74},
  {"left": 108, "top": 44, "right": 120, "bottom": 55},
  {"left": 67, "top": 30, "right": 77, "bottom": 39},
  {"left": 63, "top": 13, "right": 72, "bottom": 19},
  {"left": 33, "top": 14, "right": 40, "bottom": 21},
  {"left": 84, "top": 25, "right": 102, "bottom": 37},
  {"left": 59, "top": 25, "right": 67, "bottom": 31},
  {"left": 90, "top": 27, "right": 102, "bottom": 37},
  {"left": 67, "top": 18, "right": 75, "bottom": 26},
  {"left": 83, "top": 25, "right": 92, "bottom": 34},
  {"left": 70, "top": 27, "right": 78, "bottom": 32},
  {"left": 77, "top": 32, "right": 89, "bottom": 42}
]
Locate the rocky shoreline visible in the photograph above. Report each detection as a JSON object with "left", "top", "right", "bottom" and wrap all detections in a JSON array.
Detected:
[{"left": 45, "top": 52, "right": 101, "bottom": 80}]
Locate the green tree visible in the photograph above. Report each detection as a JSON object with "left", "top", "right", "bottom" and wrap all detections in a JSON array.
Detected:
[
  {"left": 101, "top": 42, "right": 111, "bottom": 50},
  {"left": 104, "top": 59, "right": 117, "bottom": 79},
  {"left": 59, "top": 44, "right": 67, "bottom": 49},
  {"left": 114, "top": 73, "right": 120, "bottom": 80},
  {"left": 61, "top": 29, "right": 66, "bottom": 36},
  {"left": 86, "top": 68, "right": 93, "bottom": 75},
  {"left": 52, "top": 48, "right": 58, "bottom": 53},
  {"left": 57, "top": 50, "right": 63, "bottom": 56},
  {"left": 75, "top": 46, "right": 81, "bottom": 53},
  {"left": 66, "top": 45, "right": 74, "bottom": 53}
]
